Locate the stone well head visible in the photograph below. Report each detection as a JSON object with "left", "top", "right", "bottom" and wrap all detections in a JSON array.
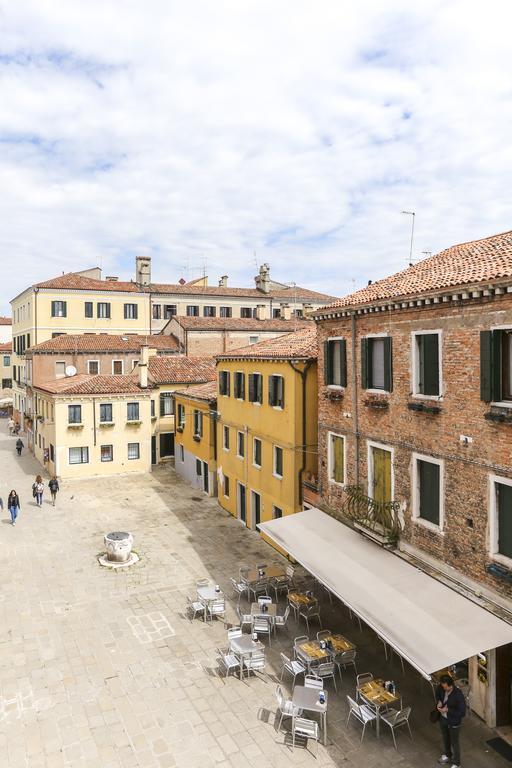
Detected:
[{"left": 104, "top": 531, "right": 133, "bottom": 563}]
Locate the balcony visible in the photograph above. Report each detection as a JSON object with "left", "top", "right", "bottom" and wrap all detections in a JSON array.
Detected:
[{"left": 342, "top": 485, "right": 402, "bottom": 548}]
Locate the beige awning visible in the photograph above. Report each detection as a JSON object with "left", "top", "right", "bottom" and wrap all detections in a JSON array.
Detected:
[{"left": 258, "top": 508, "right": 512, "bottom": 678}]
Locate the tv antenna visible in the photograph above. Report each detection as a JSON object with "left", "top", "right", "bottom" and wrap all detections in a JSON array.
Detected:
[{"left": 401, "top": 210, "right": 416, "bottom": 266}]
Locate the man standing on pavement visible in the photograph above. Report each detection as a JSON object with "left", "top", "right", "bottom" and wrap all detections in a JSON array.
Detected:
[
  {"left": 7, "top": 417, "right": 15, "bottom": 436},
  {"left": 48, "top": 476, "right": 59, "bottom": 506},
  {"left": 437, "top": 674, "right": 466, "bottom": 768},
  {"left": 16, "top": 437, "right": 24, "bottom": 455}
]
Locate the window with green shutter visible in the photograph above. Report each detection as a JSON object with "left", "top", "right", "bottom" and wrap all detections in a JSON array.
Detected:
[
  {"left": 497, "top": 482, "right": 512, "bottom": 559},
  {"left": 417, "top": 459, "right": 440, "bottom": 525},
  {"left": 329, "top": 434, "right": 345, "bottom": 484},
  {"left": 324, "top": 339, "right": 347, "bottom": 387},
  {"left": 414, "top": 333, "right": 440, "bottom": 396},
  {"left": 248, "top": 373, "right": 263, "bottom": 403},
  {"left": 361, "top": 337, "right": 393, "bottom": 391}
]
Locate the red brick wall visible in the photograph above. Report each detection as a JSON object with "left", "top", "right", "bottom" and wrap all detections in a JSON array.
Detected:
[{"left": 317, "top": 294, "right": 512, "bottom": 600}]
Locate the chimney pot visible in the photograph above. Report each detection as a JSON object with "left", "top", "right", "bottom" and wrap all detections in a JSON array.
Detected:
[{"left": 139, "top": 345, "right": 149, "bottom": 388}]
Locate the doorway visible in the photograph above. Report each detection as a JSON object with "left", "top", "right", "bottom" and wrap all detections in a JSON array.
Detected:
[
  {"left": 159, "top": 432, "right": 174, "bottom": 459},
  {"left": 237, "top": 482, "right": 246, "bottom": 523},
  {"left": 203, "top": 461, "right": 209, "bottom": 494},
  {"left": 251, "top": 490, "right": 261, "bottom": 529},
  {"left": 151, "top": 436, "right": 157, "bottom": 465},
  {"left": 369, "top": 443, "right": 393, "bottom": 506}
]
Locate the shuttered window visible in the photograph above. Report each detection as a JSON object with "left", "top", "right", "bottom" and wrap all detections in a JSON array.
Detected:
[
  {"left": 160, "top": 393, "right": 174, "bottom": 416},
  {"left": 329, "top": 434, "right": 345, "bottom": 484},
  {"left": 480, "top": 329, "right": 512, "bottom": 402},
  {"left": 253, "top": 438, "right": 262, "bottom": 467},
  {"left": 194, "top": 410, "right": 203, "bottom": 437},
  {"left": 415, "top": 333, "right": 440, "bottom": 396},
  {"left": 219, "top": 370, "right": 230, "bottom": 396},
  {"left": 324, "top": 339, "right": 347, "bottom": 387},
  {"left": 268, "top": 375, "right": 285, "bottom": 407},
  {"left": 51, "top": 301, "right": 67, "bottom": 318},
  {"left": 361, "top": 337, "right": 393, "bottom": 391},
  {"left": 497, "top": 482, "right": 512, "bottom": 559},
  {"left": 248, "top": 373, "right": 263, "bottom": 403},
  {"left": 234, "top": 372, "right": 245, "bottom": 399},
  {"left": 418, "top": 459, "right": 440, "bottom": 525}
]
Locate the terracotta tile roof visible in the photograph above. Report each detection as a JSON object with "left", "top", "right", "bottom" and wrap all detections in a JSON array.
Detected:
[
  {"left": 149, "top": 282, "right": 336, "bottom": 302},
  {"left": 0, "top": 342, "right": 12, "bottom": 353},
  {"left": 170, "top": 316, "right": 312, "bottom": 332},
  {"left": 35, "top": 273, "right": 142, "bottom": 293},
  {"left": 27, "top": 333, "right": 179, "bottom": 354},
  {"left": 36, "top": 374, "right": 150, "bottom": 395},
  {"left": 148, "top": 355, "right": 216, "bottom": 384},
  {"left": 0, "top": 316, "right": 12, "bottom": 325},
  {"left": 216, "top": 325, "right": 318, "bottom": 360},
  {"left": 175, "top": 380, "right": 217, "bottom": 402},
  {"left": 318, "top": 230, "right": 512, "bottom": 312}
]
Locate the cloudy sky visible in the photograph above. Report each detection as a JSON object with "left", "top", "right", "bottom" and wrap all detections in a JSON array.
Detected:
[{"left": 1, "top": 0, "right": 511, "bottom": 311}]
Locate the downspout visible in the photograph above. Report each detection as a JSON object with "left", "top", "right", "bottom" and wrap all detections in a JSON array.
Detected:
[
  {"left": 351, "top": 312, "right": 360, "bottom": 485},
  {"left": 289, "top": 359, "right": 313, "bottom": 508},
  {"left": 93, "top": 396, "right": 97, "bottom": 447}
]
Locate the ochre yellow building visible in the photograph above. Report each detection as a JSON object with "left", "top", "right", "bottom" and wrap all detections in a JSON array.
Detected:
[
  {"left": 174, "top": 381, "right": 217, "bottom": 495},
  {"left": 215, "top": 326, "right": 318, "bottom": 533}
]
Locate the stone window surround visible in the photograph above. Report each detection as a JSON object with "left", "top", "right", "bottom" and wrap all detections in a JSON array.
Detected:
[
  {"left": 410, "top": 451, "right": 445, "bottom": 534},
  {"left": 327, "top": 431, "right": 346, "bottom": 487},
  {"left": 489, "top": 474, "right": 512, "bottom": 567},
  {"left": 411, "top": 329, "right": 443, "bottom": 400}
]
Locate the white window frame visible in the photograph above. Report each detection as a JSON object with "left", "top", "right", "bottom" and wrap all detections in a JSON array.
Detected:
[
  {"left": 364, "top": 332, "right": 391, "bottom": 394},
  {"left": 273, "top": 445, "right": 283, "bottom": 479},
  {"left": 234, "top": 371, "right": 245, "bottom": 400},
  {"left": 411, "top": 329, "right": 443, "bottom": 400},
  {"left": 253, "top": 437, "right": 262, "bottom": 469},
  {"left": 249, "top": 371, "right": 263, "bottom": 405},
  {"left": 100, "top": 444, "right": 113, "bottom": 463},
  {"left": 411, "top": 452, "right": 444, "bottom": 533},
  {"left": 112, "top": 359, "right": 124, "bottom": 375},
  {"left": 87, "top": 359, "right": 100, "bottom": 375},
  {"left": 127, "top": 442, "right": 140, "bottom": 460},
  {"left": 326, "top": 336, "right": 345, "bottom": 390},
  {"left": 68, "top": 446, "right": 89, "bottom": 465},
  {"left": 489, "top": 474, "right": 512, "bottom": 566},
  {"left": 367, "top": 440, "right": 394, "bottom": 503},
  {"left": 223, "top": 425, "right": 230, "bottom": 452},
  {"left": 237, "top": 430, "right": 245, "bottom": 459},
  {"left": 269, "top": 374, "right": 285, "bottom": 409},
  {"left": 327, "top": 431, "right": 346, "bottom": 486},
  {"left": 490, "top": 325, "right": 512, "bottom": 408}
]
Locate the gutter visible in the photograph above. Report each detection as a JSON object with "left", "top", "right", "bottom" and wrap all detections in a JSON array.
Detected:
[{"left": 288, "top": 359, "right": 313, "bottom": 508}]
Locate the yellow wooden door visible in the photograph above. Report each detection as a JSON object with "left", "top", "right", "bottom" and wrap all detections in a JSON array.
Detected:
[{"left": 371, "top": 447, "right": 392, "bottom": 505}]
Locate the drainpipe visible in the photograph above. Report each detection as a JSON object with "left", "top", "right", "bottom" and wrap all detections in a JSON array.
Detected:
[
  {"left": 351, "top": 312, "right": 360, "bottom": 485},
  {"left": 289, "top": 359, "right": 313, "bottom": 508},
  {"left": 93, "top": 396, "right": 97, "bottom": 447}
]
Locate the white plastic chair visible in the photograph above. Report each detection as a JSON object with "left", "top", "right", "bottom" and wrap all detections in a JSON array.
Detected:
[
  {"left": 217, "top": 647, "right": 240, "bottom": 678},
  {"left": 230, "top": 577, "right": 248, "bottom": 601},
  {"left": 334, "top": 649, "right": 358, "bottom": 681},
  {"left": 304, "top": 674, "right": 323, "bottom": 690},
  {"left": 346, "top": 695, "right": 377, "bottom": 742},
  {"left": 280, "top": 652, "right": 305, "bottom": 689},
  {"left": 258, "top": 595, "right": 273, "bottom": 605},
  {"left": 227, "top": 626, "right": 242, "bottom": 642},
  {"left": 274, "top": 605, "right": 291, "bottom": 631},
  {"left": 243, "top": 651, "right": 266, "bottom": 677},
  {"left": 316, "top": 629, "right": 331, "bottom": 641},
  {"left": 316, "top": 662, "right": 337, "bottom": 691},
  {"left": 299, "top": 601, "right": 322, "bottom": 633},
  {"left": 275, "top": 685, "right": 302, "bottom": 731},
  {"left": 236, "top": 607, "right": 252, "bottom": 631},
  {"left": 253, "top": 615, "right": 272, "bottom": 645},
  {"left": 186, "top": 595, "right": 204, "bottom": 621},
  {"left": 380, "top": 707, "right": 412, "bottom": 749},
  {"left": 292, "top": 716, "right": 319, "bottom": 757},
  {"left": 208, "top": 597, "right": 226, "bottom": 621}
]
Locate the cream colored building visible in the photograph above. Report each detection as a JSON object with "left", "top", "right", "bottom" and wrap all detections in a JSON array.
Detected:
[
  {"left": 0, "top": 316, "right": 12, "bottom": 344},
  {"left": 0, "top": 342, "right": 12, "bottom": 394}
]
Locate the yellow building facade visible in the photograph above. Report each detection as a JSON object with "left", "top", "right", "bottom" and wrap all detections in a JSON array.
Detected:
[
  {"left": 174, "top": 381, "right": 217, "bottom": 495},
  {"left": 215, "top": 326, "right": 318, "bottom": 533}
]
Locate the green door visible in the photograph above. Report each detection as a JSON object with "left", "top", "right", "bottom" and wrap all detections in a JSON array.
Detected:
[{"left": 371, "top": 446, "right": 392, "bottom": 506}]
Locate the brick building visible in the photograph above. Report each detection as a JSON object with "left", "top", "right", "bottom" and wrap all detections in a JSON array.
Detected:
[{"left": 313, "top": 230, "right": 512, "bottom": 727}]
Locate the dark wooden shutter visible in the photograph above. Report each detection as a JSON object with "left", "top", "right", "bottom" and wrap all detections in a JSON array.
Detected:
[
  {"left": 418, "top": 460, "right": 440, "bottom": 525},
  {"left": 492, "top": 329, "right": 503, "bottom": 402},
  {"left": 421, "top": 334, "right": 439, "bottom": 396},
  {"left": 497, "top": 482, "right": 512, "bottom": 558},
  {"left": 324, "top": 340, "right": 331, "bottom": 385},
  {"left": 159, "top": 394, "right": 165, "bottom": 417},
  {"left": 480, "top": 330, "right": 493, "bottom": 402},
  {"left": 256, "top": 374, "right": 262, "bottom": 403},
  {"left": 279, "top": 377, "right": 285, "bottom": 408},
  {"left": 248, "top": 374, "right": 255, "bottom": 402},
  {"left": 383, "top": 337, "right": 393, "bottom": 392},
  {"left": 339, "top": 339, "right": 347, "bottom": 387},
  {"left": 361, "top": 338, "right": 369, "bottom": 389},
  {"left": 268, "top": 375, "right": 275, "bottom": 406}
]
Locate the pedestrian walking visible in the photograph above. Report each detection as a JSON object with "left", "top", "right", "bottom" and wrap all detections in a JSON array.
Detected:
[
  {"left": 48, "top": 476, "right": 59, "bottom": 506},
  {"left": 7, "top": 417, "right": 15, "bottom": 436},
  {"left": 15, "top": 437, "right": 24, "bottom": 455},
  {"left": 13, "top": 422, "right": 20, "bottom": 435},
  {"left": 436, "top": 674, "right": 466, "bottom": 768},
  {"left": 33, "top": 475, "right": 44, "bottom": 507},
  {"left": 7, "top": 490, "right": 20, "bottom": 526}
]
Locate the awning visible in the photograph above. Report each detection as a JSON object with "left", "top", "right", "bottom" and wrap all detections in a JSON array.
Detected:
[{"left": 258, "top": 508, "right": 512, "bottom": 678}]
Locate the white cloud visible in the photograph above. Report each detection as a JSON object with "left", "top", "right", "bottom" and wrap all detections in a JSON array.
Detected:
[{"left": 0, "top": 0, "right": 512, "bottom": 310}]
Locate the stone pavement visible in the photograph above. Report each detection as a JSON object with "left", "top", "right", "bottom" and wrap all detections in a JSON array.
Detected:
[{"left": 0, "top": 426, "right": 507, "bottom": 768}]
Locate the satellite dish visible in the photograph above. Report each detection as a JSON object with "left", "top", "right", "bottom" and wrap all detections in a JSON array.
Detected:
[{"left": 65, "top": 365, "right": 77, "bottom": 377}]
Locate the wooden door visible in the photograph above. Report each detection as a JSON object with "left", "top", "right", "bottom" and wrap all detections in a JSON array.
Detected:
[{"left": 371, "top": 446, "right": 392, "bottom": 505}]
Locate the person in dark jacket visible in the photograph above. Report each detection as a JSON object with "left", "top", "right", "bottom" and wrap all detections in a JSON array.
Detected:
[
  {"left": 15, "top": 438, "right": 24, "bottom": 455},
  {"left": 7, "top": 490, "right": 20, "bottom": 525},
  {"left": 436, "top": 674, "right": 466, "bottom": 767},
  {"left": 48, "top": 476, "right": 59, "bottom": 506}
]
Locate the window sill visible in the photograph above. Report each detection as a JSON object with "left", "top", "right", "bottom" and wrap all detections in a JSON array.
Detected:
[
  {"left": 324, "top": 388, "right": 344, "bottom": 401},
  {"left": 67, "top": 423, "right": 84, "bottom": 429},
  {"left": 193, "top": 434, "right": 202, "bottom": 442},
  {"left": 407, "top": 401, "right": 442, "bottom": 415},
  {"left": 410, "top": 393, "right": 442, "bottom": 402},
  {"left": 126, "top": 420, "right": 142, "bottom": 425},
  {"left": 328, "top": 478, "right": 345, "bottom": 487},
  {"left": 236, "top": 454, "right": 244, "bottom": 460},
  {"left": 253, "top": 464, "right": 262, "bottom": 471},
  {"left": 364, "top": 395, "right": 389, "bottom": 411},
  {"left": 412, "top": 516, "right": 444, "bottom": 535},
  {"left": 176, "top": 426, "right": 184, "bottom": 433},
  {"left": 99, "top": 422, "right": 115, "bottom": 427},
  {"left": 273, "top": 473, "right": 283, "bottom": 481},
  {"left": 365, "top": 388, "right": 391, "bottom": 396},
  {"left": 485, "top": 404, "right": 512, "bottom": 424}
]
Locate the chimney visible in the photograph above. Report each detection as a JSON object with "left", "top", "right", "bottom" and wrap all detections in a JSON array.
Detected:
[
  {"left": 303, "top": 303, "right": 313, "bottom": 316},
  {"left": 105, "top": 276, "right": 118, "bottom": 282},
  {"left": 139, "top": 345, "right": 149, "bottom": 388},
  {"left": 255, "top": 304, "right": 267, "bottom": 320},
  {"left": 281, "top": 303, "right": 292, "bottom": 321},
  {"left": 255, "top": 263, "right": 271, "bottom": 294},
  {"left": 136, "top": 256, "right": 152, "bottom": 286},
  {"left": 218, "top": 275, "right": 228, "bottom": 288}
]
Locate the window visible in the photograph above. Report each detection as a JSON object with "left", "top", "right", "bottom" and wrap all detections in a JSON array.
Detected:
[
  {"left": 234, "top": 371, "right": 245, "bottom": 399},
  {"left": 52, "top": 332, "right": 65, "bottom": 338},
  {"left": 273, "top": 505, "right": 283, "bottom": 519},
  {"left": 112, "top": 360, "right": 124, "bottom": 375},
  {"left": 101, "top": 445, "right": 113, "bottom": 462},
  {"left": 324, "top": 338, "right": 347, "bottom": 387},
  {"left": 69, "top": 446, "right": 88, "bottom": 464},
  {"left": 361, "top": 336, "right": 393, "bottom": 391},
  {"left": 85, "top": 302, "right": 93, "bottom": 318},
  {"left": 196, "top": 459, "right": 202, "bottom": 476},
  {"left": 328, "top": 433, "right": 345, "bottom": 485},
  {"left": 294, "top": 309, "right": 304, "bottom": 318},
  {"left": 152, "top": 304, "right": 161, "bottom": 319},
  {"left": 251, "top": 491, "right": 261, "bottom": 527},
  {"left": 160, "top": 392, "right": 174, "bottom": 417},
  {"left": 186, "top": 305, "right": 199, "bottom": 316},
  {"left": 51, "top": 301, "right": 67, "bottom": 318},
  {"left": 177, "top": 403, "right": 185, "bottom": 427},
  {"left": 124, "top": 303, "right": 138, "bottom": 319},
  {"left": 194, "top": 409, "right": 203, "bottom": 437},
  {"left": 127, "top": 402, "right": 139, "bottom": 421},
  {"left": 180, "top": 444, "right": 184, "bottom": 462},
  {"left": 481, "top": 329, "right": 512, "bottom": 403},
  {"left": 272, "top": 308, "right": 281, "bottom": 318},
  {"left": 50, "top": 444, "right": 54, "bottom": 462},
  {"left": 413, "top": 332, "right": 440, "bottom": 397},
  {"left": 273, "top": 446, "right": 283, "bottom": 478},
  {"left": 164, "top": 305, "right": 177, "bottom": 319},
  {"left": 55, "top": 361, "right": 66, "bottom": 378},
  {"left": 253, "top": 437, "right": 262, "bottom": 468},
  {"left": 219, "top": 370, "right": 230, "bottom": 396},
  {"left": 151, "top": 399, "right": 155, "bottom": 418},
  {"left": 240, "top": 307, "right": 252, "bottom": 318},
  {"left": 3, "top": 355, "right": 10, "bottom": 366},
  {"left": 68, "top": 405, "right": 82, "bottom": 424},
  {"left": 88, "top": 360, "right": 99, "bottom": 375},
  {"left": 237, "top": 431, "right": 245, "bottom": 458},
  {"left": 412, "top": 455, "right": 442, "bottom": 528},
  {"left": 249, "top": 336, "right": 259, "bottom": 344},
  {"left": 248, "top": 373, "right": 263, "bottom": 403},
  {"left": 99, "top": 403, "right": 113, "bottom": 423},
  {"left": 224, "top": 475, "right": 230, "bottom": 497},
  {"left": 223, "top": 426, "right": 229, "bottom": 450},
  {"left": 203, "top": 306, "right": 216, "bottom": 317},
  {"left": 491, "top": 477, "right": 512, "bottom": 562},
  {"left": 268, "top": 375, "right": 284, "bottom": 408},
  {"left": 128, "top": 443, "right": 140, "bottom": 460},
  {"left": 220, "top": 306, "right": 232, "bottom": 318},
  {"left": 97, "top": 302, "right": 111, "bottom": 319}
]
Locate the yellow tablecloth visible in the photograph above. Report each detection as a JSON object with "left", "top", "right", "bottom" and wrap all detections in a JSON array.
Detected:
[{"left": 358, "top": 679, "right": 400, "bottom": 707}]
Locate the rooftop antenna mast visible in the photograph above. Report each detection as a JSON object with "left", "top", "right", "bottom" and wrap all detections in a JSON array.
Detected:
[{"left": 401, "top": 210, "right": 416, "bottom": 266}]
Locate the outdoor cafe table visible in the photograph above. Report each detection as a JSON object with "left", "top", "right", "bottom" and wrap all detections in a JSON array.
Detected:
[
  {"left": 288, "top": 591, "right": 316, "bottom": 607},
  {"left": 230, "top": 635, "right": 264, "bottom": 680},
  {"left": 243, "top": 565, "right": 286, "bottom": 583},
  {"left": 296, "top": 634, "right": 355, "bottom": 667},
  {"left": 250, "top": 603, "right": 277, "bottom": 619},
  {"left": 196, "top": 584, "right": 223, "bottom": 622},
  {"left": 357, "top": 679, "right": 401, "bottom": 737},
  {"left": 292, "top": 685, "right": 328, "bottom": 745}
]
